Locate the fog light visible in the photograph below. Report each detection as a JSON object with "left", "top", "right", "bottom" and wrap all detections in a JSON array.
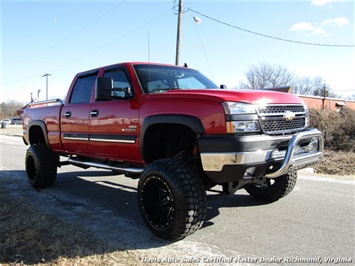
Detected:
[
  {"left": 244, "top": 167, "right": 256, "bottom": 178},
  {"left": 305, "top": 138, "right": 318, "bottom": 153},
  {"left": 294, "top": 138, "right": 318, "bottom": 156}
]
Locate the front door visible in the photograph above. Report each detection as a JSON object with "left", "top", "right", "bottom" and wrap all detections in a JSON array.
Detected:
[{"left": 89, "top": 68, "right": 141, "bottom": 162}]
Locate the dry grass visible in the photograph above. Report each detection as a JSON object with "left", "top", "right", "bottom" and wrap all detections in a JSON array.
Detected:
[
  {"left": 0, "top": 182, "right": 140, "bottom": 265},
  {"left": 314, "top": 150, "right": 355, "bottom": 177},
  {"left": 309, "top": 108, "right": 355, "bottom": 177},
  {"left": 310, "top": 108, "right": 355, "bottom": 152}
]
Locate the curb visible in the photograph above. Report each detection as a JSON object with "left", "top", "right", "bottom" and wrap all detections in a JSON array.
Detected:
[{"left": 298, "top": 168, "right": 315, "bottom": 175}]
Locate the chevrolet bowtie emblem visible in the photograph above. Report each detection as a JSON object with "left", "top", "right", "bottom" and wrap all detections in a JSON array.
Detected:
[{"left": 284, "top": 111, "right": 296, "bottom": 121}]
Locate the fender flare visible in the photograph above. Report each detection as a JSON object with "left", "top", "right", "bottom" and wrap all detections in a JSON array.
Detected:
[
  {"left": 140, "top": 114, "right": 205, "bottom": 161},
  {"left": 28, "top": 120, "right": 50, "bottom": 147}
]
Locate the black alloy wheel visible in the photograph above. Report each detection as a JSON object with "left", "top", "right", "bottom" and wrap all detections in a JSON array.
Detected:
[
  {"left": 141, "top": 175, "right": 175, "bottom": 230},
  {"left": 138, "top": 158, "right": 207, "bottom": 241}
]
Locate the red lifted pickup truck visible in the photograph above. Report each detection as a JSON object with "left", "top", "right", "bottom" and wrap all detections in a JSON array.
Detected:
[{"left": 19, "top": 62, "right": 323, "bottom": 240}]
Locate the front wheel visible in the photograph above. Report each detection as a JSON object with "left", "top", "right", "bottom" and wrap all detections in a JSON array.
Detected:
[
  {"left": 138, "top": 159, "right": 207, "bottom": 241},
  {"left": 244, "top": 171, "right": 297, "bottom": 202},
  {"left": 25, "top": 144, "right": 58, "bottom": 189}
]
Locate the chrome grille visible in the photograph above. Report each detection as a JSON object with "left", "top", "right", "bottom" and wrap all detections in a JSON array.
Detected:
[
  {"left": 257, "top": 104, "right": 306, "bottom": 135},
  {"left": 258, "top": 105, "right": 305, "bottom": 114}
]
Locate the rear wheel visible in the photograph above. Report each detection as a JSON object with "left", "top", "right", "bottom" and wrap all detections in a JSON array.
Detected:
[
  {"left": 25, "top": 144, "right": 58, "bottom": 189},
  {"left": 138, "top": 158, "right": 207, "bottom": 241},
  {"left": 245, "top": 171, "right": 297, "bottom": 202}
]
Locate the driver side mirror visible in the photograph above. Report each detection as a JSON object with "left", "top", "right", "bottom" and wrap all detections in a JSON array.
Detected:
[
  {"left": 96, "top": 77, "right": 113, "bottom": 101},
  {"left": 220, "top": 84, "right": 227, "bottom": 89},
  {"left": 95, "top": 77, "right": 133, "bottom": 101}
]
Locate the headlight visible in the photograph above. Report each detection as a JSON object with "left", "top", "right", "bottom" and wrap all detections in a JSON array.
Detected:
[
  {"left": 303, "top": 103, "right": 310, "bottom": 127},
  {"left": 222, "top": 102, "right": 256, "bottom": 114},
  {"left": 222, "top": 102, "right": 260, "bottom": 133},
  {"left": 227, "top": 121, "right": 260, "bottom": 133}
]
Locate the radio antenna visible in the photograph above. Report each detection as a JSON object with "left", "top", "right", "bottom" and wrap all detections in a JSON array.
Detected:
[
  {"left": 148, "top": 32, "right": 151, "bottom": 63},
  {"left": 148, "top": 32, "right": 151, "bottom": 85}
]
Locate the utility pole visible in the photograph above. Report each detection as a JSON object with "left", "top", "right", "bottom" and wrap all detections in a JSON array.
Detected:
[
  {"left": 42, "top": 73, "right": 51, "bottom": 100},
  {"left": 175, "top": 0, "right": 183, "bottom": 65},
  {"left": 322, "top": 83, "right": 326, "bottom": 110}
]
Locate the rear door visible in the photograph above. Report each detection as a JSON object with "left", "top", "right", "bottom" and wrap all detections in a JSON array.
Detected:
[{"left": 61, "top": 72, "right": 97, "bottom": 155}]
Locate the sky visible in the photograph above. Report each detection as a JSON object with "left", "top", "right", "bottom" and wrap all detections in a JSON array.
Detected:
[{"left": 1, "top": 0, "right": 354, "bottom": 104}]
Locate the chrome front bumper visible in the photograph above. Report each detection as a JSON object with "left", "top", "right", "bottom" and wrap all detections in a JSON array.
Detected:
[{"left": 200, "top": 129, "right": 324, "bottom": 178}]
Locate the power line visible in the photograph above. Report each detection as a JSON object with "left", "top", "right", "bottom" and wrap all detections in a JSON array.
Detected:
[
  {"left": 336, "top": 89, "right": 355, "bottom": 92},
  {"left": 188, "top": 8, "right": 355, "bottom": 48},
  {"left": 2, "top": 6, "right": 175, "bottom": 84},
  {"left": 2, "top": 1, "right": 127, "bottom": 68}
]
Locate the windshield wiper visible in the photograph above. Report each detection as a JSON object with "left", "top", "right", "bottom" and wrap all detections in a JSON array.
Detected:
[{"left": 149, "top": 88, "right": 181, "bottom": 93}]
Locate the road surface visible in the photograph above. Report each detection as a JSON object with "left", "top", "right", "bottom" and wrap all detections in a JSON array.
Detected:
[{"left": 1, "top": 133, "right": 354, "bottom": 265}]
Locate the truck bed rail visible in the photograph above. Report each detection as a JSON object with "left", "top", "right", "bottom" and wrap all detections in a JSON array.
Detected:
[{"left": 27, "top": 98, "right": 64, "bottom": 108}]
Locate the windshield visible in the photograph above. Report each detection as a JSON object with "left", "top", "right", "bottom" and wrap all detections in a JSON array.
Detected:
[{"left": 133, "top": 64, "right": 218, "bottom": 94}]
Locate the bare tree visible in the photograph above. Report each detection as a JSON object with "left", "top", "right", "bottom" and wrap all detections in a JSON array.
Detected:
[
  {"left": 294, "top": 76, "right": 324, "bottom": 95},
  {"left": 295, "top": 77, "right": 338, "bottom": 98},
  {"left": 0, "top": 100, "right": 25, "bottom": 119},
  {"left": 239, "top": 62, "right": 295, "bottom": 90},
  {"left": 312, "top": 85, "right": 338, "bottom": 98}
]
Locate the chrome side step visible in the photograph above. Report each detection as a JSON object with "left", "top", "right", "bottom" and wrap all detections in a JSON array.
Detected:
[{"left": 67, "top": 158, "right": 144, "bottom": 175}]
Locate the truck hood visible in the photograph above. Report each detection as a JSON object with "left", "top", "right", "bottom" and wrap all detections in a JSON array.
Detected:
[{"left": 151, "top": 89, "right": 304, "bottom": 105}]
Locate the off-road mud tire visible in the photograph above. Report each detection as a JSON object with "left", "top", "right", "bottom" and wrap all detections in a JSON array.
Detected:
[
  {"left": 25, "top": 144, "right": 58, "bottom": 189},
  {"left": 138, "top": 158, "right": 207, "bottom": 241},
  {"left": 245, "top": 171, "right": 297, "bottom": 202}
]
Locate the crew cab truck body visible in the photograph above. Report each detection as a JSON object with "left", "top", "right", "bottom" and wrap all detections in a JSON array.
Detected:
[{"left": 19, "top": 62, "right": 324, "bottom": 240}]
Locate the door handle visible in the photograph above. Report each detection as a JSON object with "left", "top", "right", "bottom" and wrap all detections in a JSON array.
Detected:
[
  {"left": 65, "top": 111, "right": 71, "bottom": 118},
  {"left": 90, "top": 109, "right": 99, "bottom": 117}
]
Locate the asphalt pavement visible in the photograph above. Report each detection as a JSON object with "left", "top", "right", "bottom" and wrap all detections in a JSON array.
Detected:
[
  {"left": 1, "top": 127, "right": 354, "bottom": 265},
  {"left": 0, "top": 124, "right": 23, "bottom": 137}
]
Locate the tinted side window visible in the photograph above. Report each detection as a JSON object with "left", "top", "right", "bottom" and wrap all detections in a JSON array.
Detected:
[
  {"left": 103, "top": 68, "right": 131, "bottom": 98},
  {"left": 70, "top": 74, "right": 97, "bottom": 103}
]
